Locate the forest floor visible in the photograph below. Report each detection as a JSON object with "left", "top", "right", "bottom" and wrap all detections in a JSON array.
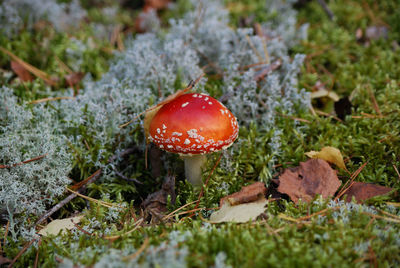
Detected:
[{"left": 1, "top": 0, "right": 399, "bottom": 267}]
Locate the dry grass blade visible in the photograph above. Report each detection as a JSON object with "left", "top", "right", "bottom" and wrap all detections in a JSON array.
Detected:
[
  {"left": 367, "top": 85, "right": 382, "bottom": 117},
  {"left": 393, "top": 164, "right": 400, "bottom": 181},
  {"left": 0, "top": 47, "right": 57, "bottom": 86},
  {"left": 123, "top": 237, "right": 150, "bottom": 261},
  {"left": 162, "top": 200, "right": 199, "bottom": 220},
  {"left": 0, "top": 154, "right": 47, "bottom": 169},
  {"left": 386, "top": 202, "right": 400, "bottom": 207},
  {"left": 377, "top": 209, "right": 400, "bottom": 220},
  {"left": 296, "top": 207, "right": 340, "bottom": 221},
  {"left": 245, "top": 35, "right": 264, "bottom": 63},
  {"left": 335, "top": 162, "right": 368, "bottom": 200},
  {"left": 103, "top": 218, "right": 143, "bottom": 241},
  {"left": 315, "top": 110, "right": 343, "bottom": 122},
  {"left": 28, "top": 96, "right": 75, "bottom": 104},
  {"left": 361, "top": 212, "right": 400, "bottom": 223},
  {"left": 65, "top": 187, "right": 124, "bottom": 209}
]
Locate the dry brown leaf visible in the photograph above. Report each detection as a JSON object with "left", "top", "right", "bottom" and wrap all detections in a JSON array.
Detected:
[
  {"left": 65, "top": 72, "right": 84, "bottom": 88},
  {"left": 343, "top": 181, "right": 393, "bottom": 203},
  {"left": 305, "top": 146, "right": 347, "bottom": 170},
  {"left": 141, "top": 175, "right": 175, "bottom": 222},
  {"left": 11, "top": 61, "right": 33, "bottom": 82},
  {"left": 0, "top": 256, "right": 11, "bottom": 265},
  {"left": 219, "top": 182, "right": 266, "bottom": 207},
  {"left": 277, "top": 159, "right": 341, "bottom": 204},
  {"left": 209, "top": 197, "right": 267, "bottom": 223}
]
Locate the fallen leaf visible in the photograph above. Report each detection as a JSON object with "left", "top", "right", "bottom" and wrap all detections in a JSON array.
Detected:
[
  {"left": 277, "top": 159, "right": 341, "bottom": 204},
  {"left": 65, "top": 72, "right": 84, "bottom": 89},
  {"left": 142, "top": 175, "right": 176, "bottom": 222},
  {"left": 305, "top": 146, "right": 347, "bottom": 170},
  {"left": 210, "top": 197, "right": 267, "bottom": 223},
  {"left": 219, "top": 182, "right": 266, "bottom": 207},
  {"left": 0, "top": 47, "right": 57, "bottom": 86},
  {"left": 0, "top": 256, "right": 11, "bottom": 265},
  {"left": 11, "top": 61, "right": 33, "bottom": 82},
  {"left": 310, "top": 88, "right": 339, "bottom": 102},
  {"left": 38, "top": 215, "right": 83, "bottom": 236},
  {"left": 342, "top": 181, "right": 393, "bottom": 203}
]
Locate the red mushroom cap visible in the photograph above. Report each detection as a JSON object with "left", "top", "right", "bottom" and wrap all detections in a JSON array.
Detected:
[{"left": 148, "top": 93, "right": 239, "bottom": 155}]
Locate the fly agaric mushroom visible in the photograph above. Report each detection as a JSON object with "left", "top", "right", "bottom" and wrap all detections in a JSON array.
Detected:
[{"left": 147, "top": 93, "right": 239, "bottom": 186}]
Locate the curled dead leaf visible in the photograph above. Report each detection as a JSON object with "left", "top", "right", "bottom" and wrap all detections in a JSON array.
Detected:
[
  {"left": 141, "top": 175, "right": 175, "bottom": 223},
  {"left": 11, "top": 61, "right": 33, "bottom": 82},
  {"left": 305, "top": 146, "right": 347, "bottom": 170},
  {"left": 277, "top": 159, "right": 341, "bottom": 204},
  {"left": 219, "top": 182, "right": 266, "bottom": 207}
]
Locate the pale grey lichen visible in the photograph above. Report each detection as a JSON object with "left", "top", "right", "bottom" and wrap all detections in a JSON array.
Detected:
[
  {"left": 0, "top": 0, "right": 87, "bottom": 37},
  {"left": 0, "top": 87, "right": 72, "bottom": 239}
]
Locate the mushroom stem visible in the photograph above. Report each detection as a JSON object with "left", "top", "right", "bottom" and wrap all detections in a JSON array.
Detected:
[{"left": 182, "top": 154, "right": 207, "bottom": 187}]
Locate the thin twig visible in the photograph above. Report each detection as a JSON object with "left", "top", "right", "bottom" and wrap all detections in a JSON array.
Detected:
[
  {"left": 8, "top": 238, "right": 37, "bottom": 268},
  {"left": 33, "top": 237, "right": 42, "bottom": 268},
  {"left": 317, "top": 0, "right": 335, "bottom": 20},
  {"left": 36, "top": 169, "right": 102, "bottom": 225},
  {"left": 114, "top": 170, "right": 143, "bottom": 184},
  {"left": 0, "top": 154, "right": 47, "bottom": 169}
]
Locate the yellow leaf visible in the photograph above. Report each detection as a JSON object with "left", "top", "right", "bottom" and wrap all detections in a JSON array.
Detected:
[
  {"left": 38, "top": 216, "right": 83, "bottom": 236},
  {"left": 305, "top": 146, "right": 347, "bottom": 170},
  {"left": 310, "top": 89, "right": 339, "bottom": 102},
  {"left": 209, "top": 197, "right": 267, "bottom": 223}
]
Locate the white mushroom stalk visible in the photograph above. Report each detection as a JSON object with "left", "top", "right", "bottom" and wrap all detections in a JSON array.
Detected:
[{"left": 181, "top": 154, "right": 207, "bottom": 186}]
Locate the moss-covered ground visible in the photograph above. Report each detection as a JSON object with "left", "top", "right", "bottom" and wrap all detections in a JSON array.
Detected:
[{"left": 1, "top": 0, "right": 400, "bottom": 267}]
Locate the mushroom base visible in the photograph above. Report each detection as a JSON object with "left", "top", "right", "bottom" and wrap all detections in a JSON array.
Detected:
[{"left": 181, "top": 154, "right": 207, "bottom": 187}]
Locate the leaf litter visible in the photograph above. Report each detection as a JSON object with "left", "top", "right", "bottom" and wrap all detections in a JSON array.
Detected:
[
  {"left": 305, "top": 146, "right": 347, "bottom": 170},
  {"left": 277, "top": 159, "right": 341, "bottom": 204},
  {"left": 210, "top": 182, "right": 268, "bottom": 223}
]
